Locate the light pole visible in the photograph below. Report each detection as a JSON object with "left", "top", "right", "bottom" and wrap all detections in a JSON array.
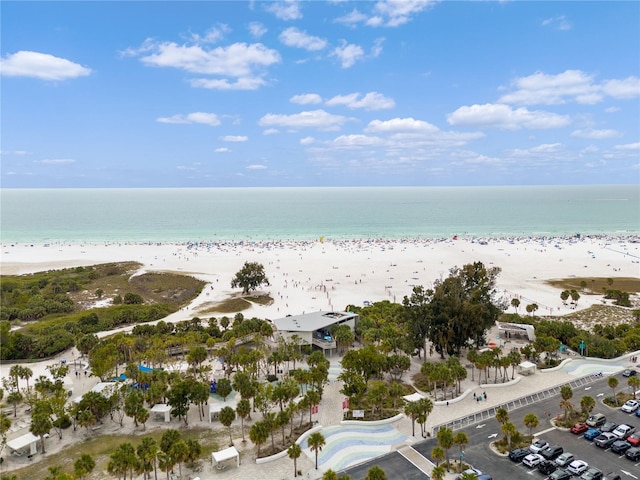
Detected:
[{"left": 579, "top": 340, "right": 586, "bottom": 356}]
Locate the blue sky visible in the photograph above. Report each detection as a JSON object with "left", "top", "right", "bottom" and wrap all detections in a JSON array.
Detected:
[{"left": 1, "top": 1, "right": 639, "bottom": 188}]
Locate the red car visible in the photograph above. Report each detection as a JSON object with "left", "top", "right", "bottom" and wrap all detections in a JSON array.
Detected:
[
  {"left": 571, "top": 423, "right": 589, "bottom": 434},
  {"left": 627, "top": 433, "right": 640, "bottom": 446}
]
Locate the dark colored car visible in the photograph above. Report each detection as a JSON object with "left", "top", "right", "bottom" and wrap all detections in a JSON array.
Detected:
[
  {"left": 538, "top": 460, "right": 558, "bottom": 475},
  {"left": 601, "top": 421, "right": 618, "bottom": 433},
  {"left": 625, "top": 447, "right": 640, "bottom": 460},
  {"left": 547, "top": 469, "right": 572, "bottom": 480},
  {"left": 603, "top": 474, "right": 622, "bottom": 480},
  {"left": 541, "top": 445, "right": 564, "bottom": 460},
  {"left": 509, "top": 447, "right": 530, "bottom": 462},
  {"left": 623, "top": 369, "right": 637, "bottom": 377},
  {"left": 611, "top": 440, "right": 632, "bottom": 454},
  {"left": 584, "top": 428, "right": 602, "bottom": 440},
  {"left": 580, "top": 468, "right": 603, "bottom": 480}
]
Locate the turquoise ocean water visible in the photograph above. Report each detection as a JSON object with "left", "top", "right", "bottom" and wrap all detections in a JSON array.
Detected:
[{"left": 1, "top": 185, "right": 638, "bottom": 243}]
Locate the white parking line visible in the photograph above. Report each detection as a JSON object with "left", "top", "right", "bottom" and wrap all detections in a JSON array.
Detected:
[{"left": 534, "top": 426, "right": 558, "bottom": 436}]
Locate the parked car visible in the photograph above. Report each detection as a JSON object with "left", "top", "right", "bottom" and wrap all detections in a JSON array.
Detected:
[
  {"left": 540, "top": 445, "right": 564, "bottom": 460},
  {"left": 603, "top": 474, "right": 622, "bottom": 480},
  {"left": 621, "top": 400, "right": 639, "bottom": 413},
  {"left": 509, "top": 447, "right": 530, "bottom": 462},
  {"left": 567, "top": 460, "right": 589, "bottom": 475},
  {"left": 530, "top": 438, "right": 550, "bottom": 454},
  {"left": 584, "top": 428, "right": 602, "bottom": 440},
  {"left": 523, "top": 453, "right": 545, "bottom": 468},
  {"left": 634, "top": 409, "right": 640, "bottom": 418},
  {"left": 455, "top": 468, "right": 482, "bottom": 480},
  {"left": 625, "top": 447, "right": 640, "bottom": 460},
  {"left": 571, "top": 423, "right": 589, "bottom": 434},
  {"left": 538, "top": 460, "right": 558, "bottom": 475},
  {"left": 611, "top": 440, "right": 632, "bottom": 454},
  {"left": 595, "top": 432, "right": 618, "bottom": 448},
  {"left": 555, "top": 452, "right": 575, "bottom": 468},
  {"left": 612, "top": 424, "right": 635, "bottom": 439},
  {"left": 580, "top": 467, "right": 603, "bottom": 480},
  {"left": 601, "top": 421, "right": 618, "bottom": 432},
  {"left": 586, "top": 413, "right": 606, "bottom": 428},
  {"left": 623, "top": 369, "right": 637, "bottom": 377},
  {"left": 621, "top": 399, "right": 639, "bottom": 413},
  {"left": 547, "top": 469, "right": 572, "bottom": 480},
  {"left": 627, "top": 432, "right": 640, "bottom": 445},
  {"left": 476, "top": 476, "right": 493, "bottom": 480}
]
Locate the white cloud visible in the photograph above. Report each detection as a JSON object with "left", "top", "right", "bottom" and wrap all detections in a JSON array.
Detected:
[
  {"left": 370, "top": 0, "right": 437, "bottom": 27},
  {"left": 246, "top": 164, "right": 267, "bottom": 170},
  {"left": 38, "top": 158, "right": 76, "bottom": 165},
  {"left": 258, "top": 109, "right": 352, "bottom": 131},
  {"left": 291, "top": 93, "right": 323, "bottom": 105},
  {"left": 571, "top": 128, "right": 621, "bottom": 139},
  {"left": 499, "top": 70, "right": 640, "bottom": 106},
  {"left": 330, "top": 134, "right": 384, "bottom": 147},
  {"left": 300, "top": 136, "right": 315, "bottom": 145},
  {"left": 215, "top": 147, "right": 230, "bottom": 153},
  {"left": 279, "top": 27, "right": 327, "bottom": 51},
  {"left": 187, "top": 25, "right": 230, "bottom": 44},
  {"left": 221, "top": 135, "right": 248, "bottom": 142},
  {"left": 366, "top": 117, "right": 440, "bottom": 134},
  {"left": 614, "top": 142, "right": 640, "bottom": 150},
  {"left": 541, "top": 15, "right": 572, "bottom": 31},
  {"left": 248, "top": 22, "right": 267, "bottom": 38},
  {"left": 0, "top": 150, "right": 30, "bottom": 156},
  {"left": 447, "top": 103, "right": 571, "bottom": 130},
  {"left": 371, "top": 37, "right": 385, "bottom": 58},
  {"left": 330, "top": 41, "right": 364, "bottom": 68},
  {"left": 326, "top": 92, "right": 395, "bottom": 110},
  {"left": 265, "top": 0, "right": 302, "bottom": 20},
  {"left": 132, "top": 41, "right": 281, "bottom": 91},
  {"left": 156, "top": 112, "right": 221, "bottom": 126},
  {"left": 334, "top": 9, "right": 369, "bottom": 26},
  {"left": 0, "top": 51, "right": 91, "bottom": 81},
  {"left": 263, "top": 128, "right": 279, "bottom": 135},
  {"left": 601, "top": 77, "right": 640, "bottom": 99}
]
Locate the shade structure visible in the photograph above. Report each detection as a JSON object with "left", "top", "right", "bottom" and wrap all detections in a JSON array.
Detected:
[
  {"left": 150, "top": 403, "right": 172, "bottom": 422},
  {"left": 518, "top": 361, "right": 536, "bottom": 375},
  {"left": 211, "top": 446, "right": 239, "bottom": 468},
  {"left": 7, "top": 432, "right": 39, "bottom": 455},
  {"left": 402, "top": 392, "right": 425, "bottom": 403}
]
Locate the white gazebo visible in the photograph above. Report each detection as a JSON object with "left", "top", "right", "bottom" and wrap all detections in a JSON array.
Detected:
[
  {"left": 402, "top": 392, "right": 425, "bottom": 403},
  {"left": 518, "top": 361, "right": 537, "bottom": 375},
  {"left": 211, "top": 446, "right": 239, "bottom": 469},
  {"left": 6, "top": 432, "right": 39, "bottom": 456},
  {"left": 150, "top": 403, "right": 172, "bottom": 422}
]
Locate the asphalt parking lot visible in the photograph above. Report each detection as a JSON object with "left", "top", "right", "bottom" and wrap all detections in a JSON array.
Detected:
[
  {"left": 339, "top": 451, "right": 429, "bottom": 479},
  {"left": 414, "top": 373, "right": 640, "bottom": 479}
]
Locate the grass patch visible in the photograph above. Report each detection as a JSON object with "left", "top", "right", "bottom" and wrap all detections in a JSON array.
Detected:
[
  {"left": 6, "top": 426, "right": 227, "bottom": 480},
  {"left": 546, "top": 277, "right": 640, "bottom": 294},
  {"left": 197, "top": 294, "right": 274, "bottom": 315},
  {"left": 547, "top": 304, "right": 636, "bottom": 329}
]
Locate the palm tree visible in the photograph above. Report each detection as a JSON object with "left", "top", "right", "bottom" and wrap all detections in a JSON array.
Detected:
[
  {"left": 73, "top": 453, "right": 95, "bottom": 479},
  {"left": 323, "top": 469, "right": 339, "bottom": 480},
  {"left": 629, "top": 376, "right": 640, "bottom": 399},
  {"left": 431, "top": 446, "right": 445, "bottom": 466},
  {"left": 431, "top": 465, "right": 446, "bottom": 480},
  {"left": 249, "top": 421, "right": 269, "bottom": 457},
  {"left": 609, "top": 377, "right": 619, "bottom": 405},
  {"left": 364, "top": 465, "right": 387, "bottom": 480},
  {"left": 417, "top": 397, "right": 433, "bottom": 437},
  {"left": 511, "top": 298, "right": 520, "bottom": 314},
  {"left": 453, "top": 432, "right": 468, "bottom": 468},
  {"left": 436, "top": 427, "right": 454, "bottom": 469},
  {"left": 501, "top": 421, "right": 517, "bottom": 448},
  {"left": 308, "top": 431, "right": 326, "bottom": 470},
  {"left": 236, "top": 398, "right": 251, "bottom": 442},
  {"left": 136, "top": 436, "right": 159, "bottom": 480},
  {"left": 559, "top": 398, "right": 574, "bottom": 421},
  {"left": 168, "top": 440, "right": 189, "bottom": 480},
  {"left": 523, "top": 413, "right": 539, "bottom": 436},
  {"left": 495, "top": 407, "right": 509, "bottom": 425},
  {"left": 288, "top": 443, "right": 302, "bottom": 478},
  {"left": 580, "top": 395, "right": 596, "bottom": 415},
  {"left": 467, "top": 349, "right": 479, "bottom": 382},
  {"left": 404, "top": 401, "right": 420, "bottom": 437},
  {"left": 219, "top": 406, "right": 236, "bottom": 445}
]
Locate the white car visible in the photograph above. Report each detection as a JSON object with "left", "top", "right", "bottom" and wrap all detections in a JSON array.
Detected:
[
  {"left": 529, "top": 438, "right": 549, "bottom": 454},
  {"left": 567, "top": 460, "right": 589, "bottom": 475},
  {"left": 523, "top": 453, "right": 544, "bottom": 468},
  {"left": 455, "top": 468, "right": 482, "bottom": 480},
  {"left": 621, "top": 400, "right": 639, "bottom": 413}
]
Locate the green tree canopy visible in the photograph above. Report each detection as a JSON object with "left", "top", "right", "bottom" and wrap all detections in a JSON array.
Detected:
[{"left": 231, "top": 262, "right": 270, "bottom": 295}]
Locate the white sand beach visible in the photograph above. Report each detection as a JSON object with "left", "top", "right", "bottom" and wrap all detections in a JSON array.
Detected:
[{"left": 1, "top": 235, "right": 639, "bottom": 479}]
